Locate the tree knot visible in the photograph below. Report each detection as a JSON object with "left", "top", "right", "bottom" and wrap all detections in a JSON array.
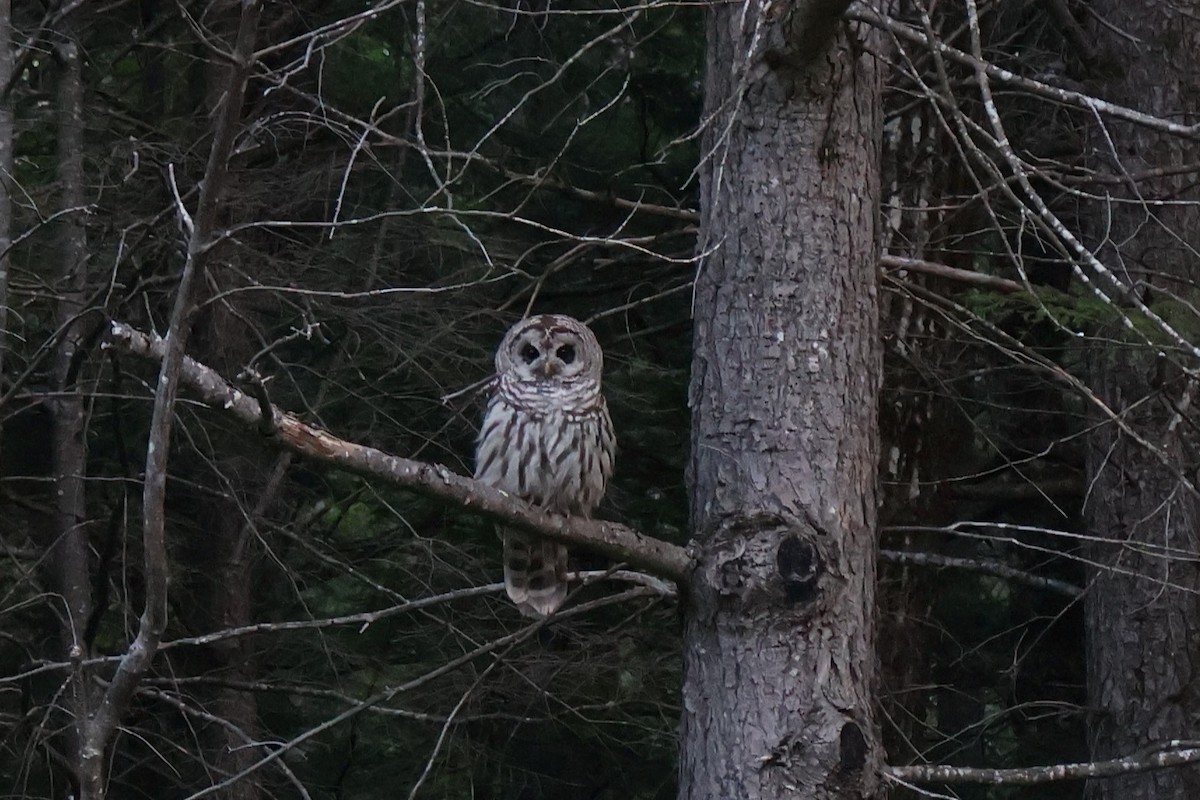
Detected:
[{"left": 777, "top": 534, "right": 822, "bottom": 603}]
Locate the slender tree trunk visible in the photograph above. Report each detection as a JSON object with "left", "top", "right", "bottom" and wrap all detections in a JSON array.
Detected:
[
  {"left": 876, "top": 56, "right": 955, "bottom": 765},
  {"left": 1084, "top": 3, "right": 1200, "bottom": 798},
  {"left": 195, "top": 487, "right": 264, "bottom": 800},
  {"left": 0, "top": 0, "right": 11, "bottom": 407},
  {"left": 51, "top": 21, "right": 97, "bottom": 791},
  {"left": 187, "top": 8, "right": 266, "bottom": 794},
  {"left": 682, "top": 3, "right": 884, "bottom": 798}
]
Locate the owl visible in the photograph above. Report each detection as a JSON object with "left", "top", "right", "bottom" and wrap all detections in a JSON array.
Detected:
[{"left": 474, "top": 314, "right": 615, "bottom": 617}]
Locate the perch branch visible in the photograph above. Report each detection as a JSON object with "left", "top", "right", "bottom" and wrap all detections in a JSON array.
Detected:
[{"left": 105, "top": 321, "right": 694, "bottom": 583}]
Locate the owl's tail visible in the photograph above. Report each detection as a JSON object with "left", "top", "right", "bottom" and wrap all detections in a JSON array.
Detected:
[{"left": 503, "top": 530, "right": 568, "bottom": 617}]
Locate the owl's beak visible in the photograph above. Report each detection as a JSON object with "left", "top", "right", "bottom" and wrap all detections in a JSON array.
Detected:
[{"left": 540, "top": 360, "right": 559, "bottom": 378}]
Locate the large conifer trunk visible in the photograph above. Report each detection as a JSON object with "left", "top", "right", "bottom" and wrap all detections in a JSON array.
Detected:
[
  {"left": 682, "top": 4, "right": 884, "bottom": 798},
  {"left": 1084, "top": 4, "right": 1200, "bottom": 798}
]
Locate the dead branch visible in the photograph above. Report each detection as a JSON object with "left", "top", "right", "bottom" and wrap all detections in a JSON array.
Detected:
[
  {"left": 887, "top": 740, "right": 1200, "bottom": 786},
  {"left": 879, "top": 548, "right": 1080, "bottom": 598},
  {"left": 881, "top": 254, "right": 1024, "bottom": 294},
  {"left": 158, "top": 570, "right": 675, "bottom": 650},
  {"left": 180, "top": 587, "right": 659, "bottom": 800},
  {"left": 104, "top": 321, "right": 694, "bottom": 584},
  {"left": 848, "top": 1, "right": 1200, "bottom": 140}
]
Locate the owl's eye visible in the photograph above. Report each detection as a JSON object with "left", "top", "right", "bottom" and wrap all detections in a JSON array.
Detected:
[
  {"left": 520, "top": 343, "right": 540, "bottom": 364},
  {"left": 556, "top": 344, "right": 576, "bottom": 364}
]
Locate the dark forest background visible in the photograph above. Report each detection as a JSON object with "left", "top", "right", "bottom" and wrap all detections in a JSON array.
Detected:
[{"left": 2, "top": 0, "right": 1196, "bottom": 798}]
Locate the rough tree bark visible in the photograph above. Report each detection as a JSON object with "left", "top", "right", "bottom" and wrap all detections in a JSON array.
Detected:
[
  {"left": 1084, "top": 3, "right": 1200, "bottom": 799},
  {"left": 682, "top": 1, "right": 884, "bottom": 798}
]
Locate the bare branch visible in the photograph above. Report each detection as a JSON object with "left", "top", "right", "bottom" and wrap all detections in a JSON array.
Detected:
[
  {"left": 879, "top": 548, "right": 1081, "bottom": 598},
  {"left": 881, "top": 254, "right": 1024, "bottom": 295},
  {"left": 848, "top": 2, "right": 1200, "bottom": 140},
  {"left": 179, "top": 587, "right": 661, "bottom": 800},
  {"left": 887, "top": 740, "right": 1200, "bottom": 785},
  {"left": 139, "top": 687, "right": 312, "bottom": 800},
  {"left": 105, "top": 321, "right": 694, "bottom": 583}
]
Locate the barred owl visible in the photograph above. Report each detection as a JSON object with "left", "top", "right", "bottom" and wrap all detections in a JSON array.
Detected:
[{"left": 475, "top": 315, "right": 615, "bottom": 617}]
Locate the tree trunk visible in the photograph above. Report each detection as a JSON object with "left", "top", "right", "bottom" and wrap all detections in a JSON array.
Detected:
[
  {"left": 1084, "top": 3, "right": 1200, "bottom": 798},
  {"left": 51, "top": 22, "right": 97, "bottom": 793},
  {"left": 0, "top": 0, "right": 12, "bottom": 405},
  {"left": 194, "top": 486, "right": 265, "bottom": 800},
  {"left": 682, "top": 3, "right": 884, "bottom": 798},
  {"left": 185, "top": 10, "right": 268, "bottom": 794}
]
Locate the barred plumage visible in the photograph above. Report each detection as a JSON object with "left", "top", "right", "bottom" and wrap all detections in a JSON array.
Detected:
[{"left": 475, "top": 315, "right": 615, "bottom": 617}]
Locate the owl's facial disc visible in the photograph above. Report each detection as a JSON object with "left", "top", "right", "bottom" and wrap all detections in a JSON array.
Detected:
[
  {"left": 498, "top": 315, "right": 601, "bottom": 389},
  {"left": 509, "top": 328, "right": 588, "bottom": 383}
]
